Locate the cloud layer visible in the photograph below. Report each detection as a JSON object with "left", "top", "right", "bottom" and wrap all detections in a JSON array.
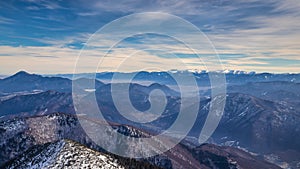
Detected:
[{"left": 0, "top": 0, "right": 299, "bottom": 74}]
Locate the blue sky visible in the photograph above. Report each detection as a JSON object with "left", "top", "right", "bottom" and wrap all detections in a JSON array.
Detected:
[{"left": 0, "top": 0, "right": 300, "bottom": 74}]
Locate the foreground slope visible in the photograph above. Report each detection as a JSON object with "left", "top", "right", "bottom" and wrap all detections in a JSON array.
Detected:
[
  {"left": 0, "top": 113, "right": 281, "bottom": 169},
  {"left": 3, "top": 139, "right": 159, "bottom": 169}
]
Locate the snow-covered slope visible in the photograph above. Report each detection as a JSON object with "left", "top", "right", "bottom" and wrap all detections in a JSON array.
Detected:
[
  {"left": 0, "top": 113, "right": 172, "bottom": 168},
  {"left": 4, "top": 139, "right": 160, "bottom": 169}
]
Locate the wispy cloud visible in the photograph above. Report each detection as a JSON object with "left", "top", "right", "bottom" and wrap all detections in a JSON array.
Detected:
[
  {"left": 0, "top": 16, "right": 15, "bottom": 24},
  {"left": 77, "top": 12, "right": 99, "bottom": 16},
  {"left": 23, "top": 0, "right": 66, "bottom": 10}
]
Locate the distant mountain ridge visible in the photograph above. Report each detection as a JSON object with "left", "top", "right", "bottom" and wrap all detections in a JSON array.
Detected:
[
  {"left": 49, "top": 70, "right": 300, "bottom": 84},
  {"left": 0, "top": 71, "right": 72, "bottom": 93},
  {"left": 1, "top": 71, "right": 299, "bottom": 95},
  {"left": 228, "top": 81, "right": 300, "bottom": 103},
  {"left": 0, "top": 71, "right": 105, "bottom": 94}
]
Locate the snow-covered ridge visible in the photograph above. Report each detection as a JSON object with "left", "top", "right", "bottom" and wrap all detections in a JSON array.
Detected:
[{"left": 4, "top": 139, "right": 126, "bottom": 169}]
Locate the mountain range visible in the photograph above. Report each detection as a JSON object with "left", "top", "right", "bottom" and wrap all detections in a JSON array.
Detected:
[{"left": 0, "top": 71, "right": 299, "bottom": 168}]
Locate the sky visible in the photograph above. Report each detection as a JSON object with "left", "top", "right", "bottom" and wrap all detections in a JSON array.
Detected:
[{"left": 0, "top": 0, "right": 300, "bottom": 74}]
